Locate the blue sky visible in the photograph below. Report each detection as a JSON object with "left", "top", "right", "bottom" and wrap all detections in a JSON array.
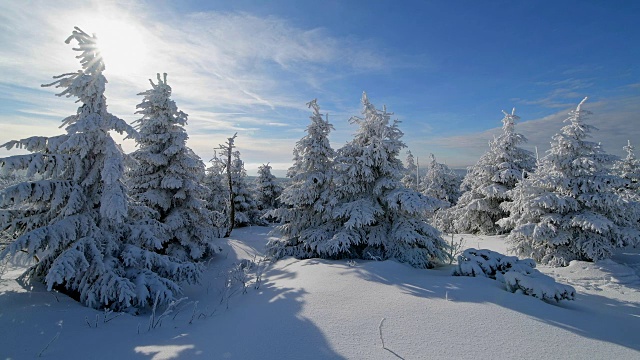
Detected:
[{"left": 0, "top": 0, "right": 638, "bottom": 176}]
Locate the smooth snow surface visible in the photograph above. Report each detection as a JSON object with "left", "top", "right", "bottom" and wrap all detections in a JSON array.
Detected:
[{"left": 1, "top": 228, "right": 639, "bottom": 359}]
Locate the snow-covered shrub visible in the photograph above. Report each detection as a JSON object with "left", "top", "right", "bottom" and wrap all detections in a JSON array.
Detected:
[
  {"left": 499, "top": 98, "right": 640, "bottom": 266},
  {"left": 503, "top": 271, "right": 575, "bottom": 302},
  {"left": 453, "top": 248, "right": 575, "bottom": 301},
  {"left": 443, "top": 109, "right": 535, "bottom": 235},
  {"left": 220, "top": 256, "right": 268, "bottom": 308},
  {"left": 452, "top": 248, "right": 536, "bottom": 281},
  {"left": 444, "top": 234, "right": 466, "bottom": 265}
]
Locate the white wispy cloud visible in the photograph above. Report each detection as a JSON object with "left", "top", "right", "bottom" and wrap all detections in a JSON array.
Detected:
[
  {"left": 416, "top": 94, "right": 640, "bottom": 168},
  {"left": 512, "top": 78, "right": 594, "bottom": 109},
  {"left": 0, "top": 0, "right": 389, "bottom": 175}
]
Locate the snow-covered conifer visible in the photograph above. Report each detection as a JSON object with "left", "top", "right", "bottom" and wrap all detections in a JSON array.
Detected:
[
  {"left": 230, "top": 150, "right": 263, "bottom": 227},
  {"left": 420, "top": 153, "right": 461, "bottom": 208},
  {"left": 611, "top": 140, "right": 640, "bottom": 200},
  {"left": 443, "top": 109, "right": 535, "bottom": 234},
  {"left": 266, "top": 99, "right": 337, "bottom": 259},
  {"left": 255, "top": 163, "right": 282, "bottom": 220},
  {"left": 128, "top": 73, "right": 216, "bottom": 262},
  {"left": 401, "top": 150, "right": 419, "bottom": 190},
  {"left": 204, "top": 151, "right": 229, "bottom": 236},
  {"left": 317, "top": 93, "right": 447, "bottom": 268},
  {"left": 0, "top": 28, "right": 196, "bottom": 310},
  {"left": 499, "top": 98, "right": 640, "bottom": 265}
]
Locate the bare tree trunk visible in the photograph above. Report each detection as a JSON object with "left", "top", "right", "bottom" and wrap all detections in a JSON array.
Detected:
[{"left": 222, "top": 133, "right": 237, "bottom": 238}]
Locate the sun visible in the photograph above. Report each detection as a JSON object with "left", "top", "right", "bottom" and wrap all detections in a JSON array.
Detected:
[{"left": 90, "top": 17, "right": 148, "bottom": 78}]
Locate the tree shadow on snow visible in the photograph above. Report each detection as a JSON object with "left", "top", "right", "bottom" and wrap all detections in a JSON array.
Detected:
[
  {"left": 127, "top": 264, "right": 346, "bottom": 360},
  {"left": 347, "top": 260, "right": 640, "bottom": 353},
  {"left": 0, "top": 237, "right": 345, "bottom": 359},
  {"left": 0, "top": 275, "right": 107, "bottom": 359}
]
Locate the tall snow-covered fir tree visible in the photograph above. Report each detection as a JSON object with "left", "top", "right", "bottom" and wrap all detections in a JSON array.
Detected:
[
  {"left": 401, "top": 150, "right": 419, "bottom": 190},
  {"left": 128, "top": 73, "right": 216, "bottom": 262},
  {"left": 266, "top": 99, "right": 337, "bottom": 259},
  {"left": 420, "top": 153, "right": 461, "bottom": 209},
  {"left": 317, "top": 93, "right": 447, "bottom": 268},
  {"left": 611, "top": 140, "right": 640, "bottom": 200},
  {"left": 0, "top": 28, "right": 198, "bottom": 310},
  {"left": 442, "top": 109, "right": 535, "bottom": 235},
  {"left": 499, "top": 98, "right": 640, "bottom": 266},
  {"left": 255, "top": 163, "right": 282, "bottom": 219}
]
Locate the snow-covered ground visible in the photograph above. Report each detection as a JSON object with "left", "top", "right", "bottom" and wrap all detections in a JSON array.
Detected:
[{"left": 1, "top": 227, "right": 638, "bottom": 359}]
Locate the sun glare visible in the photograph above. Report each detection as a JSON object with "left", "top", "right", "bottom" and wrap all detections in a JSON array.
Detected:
[{"left": 91, "top": 17, "right": 148, "bottom": 78}]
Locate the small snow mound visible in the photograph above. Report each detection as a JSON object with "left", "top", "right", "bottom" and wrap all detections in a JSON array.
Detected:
[
  {"left": 594, "top": 259, "right": 640, "bottom": 286},
  {"left": 561, "top": 258, "right": 640, "bottom": 287}
]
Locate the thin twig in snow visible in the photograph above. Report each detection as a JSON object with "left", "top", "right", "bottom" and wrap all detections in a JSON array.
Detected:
[
  {"left": 37, "top": 332, "right": 60, "bottom": 357},
  {"left": 189, "top": 301, "right": 199, "bottom": 324},
  {"left": 103, "top": 309, "right": 123, "bottom": 323},
  {"left": 378, "top": 317, "right": 405, "bottom": 360},
  {"left": 378, "top": 318, "right": 386, "bottom": 348}
]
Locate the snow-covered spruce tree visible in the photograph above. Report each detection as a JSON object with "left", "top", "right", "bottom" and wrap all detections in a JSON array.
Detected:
[
  {"left": 611, "top": 140, "right": 640, "bottom": 200},
  {"left": 401, "top": 150, "right": 419, "bottom": 190},
  {"left": 128, "top": 73, "right": 216, "bottom": 262},
  {"left": 319, "top": 93, "right": 447, "bottom": 268},
  {"left": 266, "top": 99, "right": 337, "bottom": 259},
  {"left": 422, "top": 153, "right": 462, "bottom": 232},
  {"left": 0, "top": 28, "right": 197, "bottom": 310},
  {"left": 420, "top": 153, "right": 462, "bottom": 209},
  {"left": 230, "top": 149, "right": 263, "bottom": 227},
  {"left": 204, "top": 151, "right": 229, "bottom": 237},
  {"left": 499, "top": 98, "right": 640, "bottom": 266},
  {"left": 443, "top": 109, "right": 535, "bottom": 235},
  {"left": 255, "top": 163, "right": 282, "bottom": 220}
]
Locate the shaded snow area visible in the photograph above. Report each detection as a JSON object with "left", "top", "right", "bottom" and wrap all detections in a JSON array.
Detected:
[{"left": 1, "top": 228, "right": 639, "bottom": 359}]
